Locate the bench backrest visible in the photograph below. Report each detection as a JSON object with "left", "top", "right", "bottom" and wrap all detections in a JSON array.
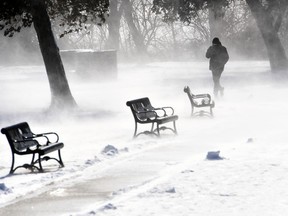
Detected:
[
  {"left": 126, "top": 97, "right": 156, "bottom": 121},
  {"left": 1, "top": 122, "right": 37, "bottom": 153},
  {"left": 184, "top": 86, "right": 196, "bottom": 105},
  {"left": 184, "top": 86, "right": 213, "bottom": 108}
]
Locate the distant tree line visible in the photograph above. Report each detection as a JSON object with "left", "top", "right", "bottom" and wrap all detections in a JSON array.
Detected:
[
  {"left": 152, "top": 0, "right": 288, "bottom": 72},
  {"left": 57, "top": 0, "right": 269, "bottom": 61},
  {"left": 1, "top": 0, "right": 288, "bottom": 68}
]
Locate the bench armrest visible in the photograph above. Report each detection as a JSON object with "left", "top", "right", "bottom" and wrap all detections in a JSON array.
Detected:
[
  {"left": 33, "top": 132, "right": 59, "bottom": 143},
  {"left": 145, "top": 105, "right": 174, "bottom": 116},
  {"left": 160, "top": 106, "right": 175, "bottom": 115},
  {"left": 193, "top": 94, "right": 211, "bottom": 99},
  {"left": 151, "top": 107, "right": 167, "bottom": 117}
]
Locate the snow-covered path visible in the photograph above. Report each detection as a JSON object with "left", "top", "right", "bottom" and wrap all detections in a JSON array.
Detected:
[{"left": 0, "top": 133, "right": 205, "bottom": 215}]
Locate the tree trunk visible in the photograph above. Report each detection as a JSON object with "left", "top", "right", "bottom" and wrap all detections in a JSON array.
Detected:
[
  {"left": 30, "top": 0, "right": 77, "bottom": 110},
  {"left": 170, "top": 22, "right": 179, "bottom": 60},
  {"left": 246, "top": 0, "right": 288, "bottom": 72},
  {"left": 105, "top": 0, "right": 124, "bottom": 50},
  {"left": 208, "top": 2, "right": 225, "bottom": 40},
  {"left": 122, "top": 0, "right": 147, "bottom": 57}
]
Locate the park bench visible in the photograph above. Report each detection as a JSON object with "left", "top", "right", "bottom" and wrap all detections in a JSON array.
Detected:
[
  {"left": 184, "top": 86, "right": 215, "bottom": 117},
  {"left": 1, "top": 122, "right": 64, "bottom": 174},
  {"left": 126, "top": 97, "right": 178, "bottom": 138}
]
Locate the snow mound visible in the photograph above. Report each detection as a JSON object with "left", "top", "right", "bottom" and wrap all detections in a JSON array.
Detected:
[
  {"left": 149, "top": 186, "right": 176, "bottom": 194},
  {"left": 0, "top": 183, "right": 12, "bottom": 194},
  {"left": 181, "top": 169, "right": 194, "bottom": 173},
  {"left": 101, "top": 203, "right": 117, "bottom": 210},
  {"left": 247, "top": 137, "right": 254, "bottom": 143},
  {"left": 87, "top": 203, "right": 117, "bottom": 216},
  {"left": 206, "top": 151, "right": 224, "bottom": 160},
  {"left": 85, "top": 156, "right": 100, "bottom": 165},
  {"left": 101, "top": 145, "right": 119, "bottom": 156}
]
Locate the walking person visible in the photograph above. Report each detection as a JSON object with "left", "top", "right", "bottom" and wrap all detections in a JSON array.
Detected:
[{"left": 206, "top": 37, "right": 229, "bottom": 97}]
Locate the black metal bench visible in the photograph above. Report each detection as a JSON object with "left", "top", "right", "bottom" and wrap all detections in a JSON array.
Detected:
[
  {"left": 126, "top": 97, "right": 178, "bottom": 138},
  {"left": 184, "top": 86, "right": 215, "bottom": 117},
  {"left": 1, "top": 122, "right": 64, "bottom": 174}
]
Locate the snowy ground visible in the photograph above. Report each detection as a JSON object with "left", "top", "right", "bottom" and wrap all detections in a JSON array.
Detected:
[{"left": 1, "top": 60, "right": 288, "bottom": 216}]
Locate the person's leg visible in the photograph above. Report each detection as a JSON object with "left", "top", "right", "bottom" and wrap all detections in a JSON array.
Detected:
[
  {"left": 220, "top": 84, "right": 224, "bottom": 96},
  {"left": 212, "top": 74, "right": 220, "bottom": 97},
  {"left": 218, "top": 70, "right": 224, "bottom": 96},
  {"left": 213, "top": 69, "right": 224, "bottom": 97}
]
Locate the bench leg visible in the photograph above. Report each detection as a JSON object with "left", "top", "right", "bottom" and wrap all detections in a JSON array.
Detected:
[
  {"left": 38, "top": 154, "right": 44, "bottom": 172},
  {"left": 30, "top": 153, "right": 36, "bottom": 165},
  {"left": 9, "top": 152, "right": 64, "bottom": 174},
  {"left": 191, "top": 106, "right": 194, "bottom": 117},
  {"left": 58, "top": 149, "right": 64, "bottom": 167},
  {"left": 9, "top": 153, "right": 15, "bottom": 174},
  {"left": 133, "top": 122, "right": 138, "bottom": 138},
  {"left": 173, "top": 121, "right": 178, "bottom": 134},
  {"left": 151, "top": 122, "right": 155, "bottom": 132},
  {"left": 10, "top": 153, "right": 42, "bottom": 174},
  {"left": 33, "top": 154, "right": 64, "bottom": 172}
]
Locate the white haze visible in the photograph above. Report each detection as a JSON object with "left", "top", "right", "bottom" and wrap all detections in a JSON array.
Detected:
[{"left": 1, "top": 61, "right": 288, "bottom": 216}]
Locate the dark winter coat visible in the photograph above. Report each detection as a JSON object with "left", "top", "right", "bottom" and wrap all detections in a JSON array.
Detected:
[{"left": 206, "top": 44, "right": 229, "bottom": 72}]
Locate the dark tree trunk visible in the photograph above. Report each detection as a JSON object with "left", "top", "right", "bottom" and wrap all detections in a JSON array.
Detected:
[
  {"left": 105, "top": 1, "right": 124, "bottom": 50},
  {"left": 30, "top": 0, "right": 77, "bottom": 110},
  {"left": 246, "top": 0, "right": 288, "bottom": 72},
  {"left": 122, "top": 0, "right": 147, "bottom": 56}
]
